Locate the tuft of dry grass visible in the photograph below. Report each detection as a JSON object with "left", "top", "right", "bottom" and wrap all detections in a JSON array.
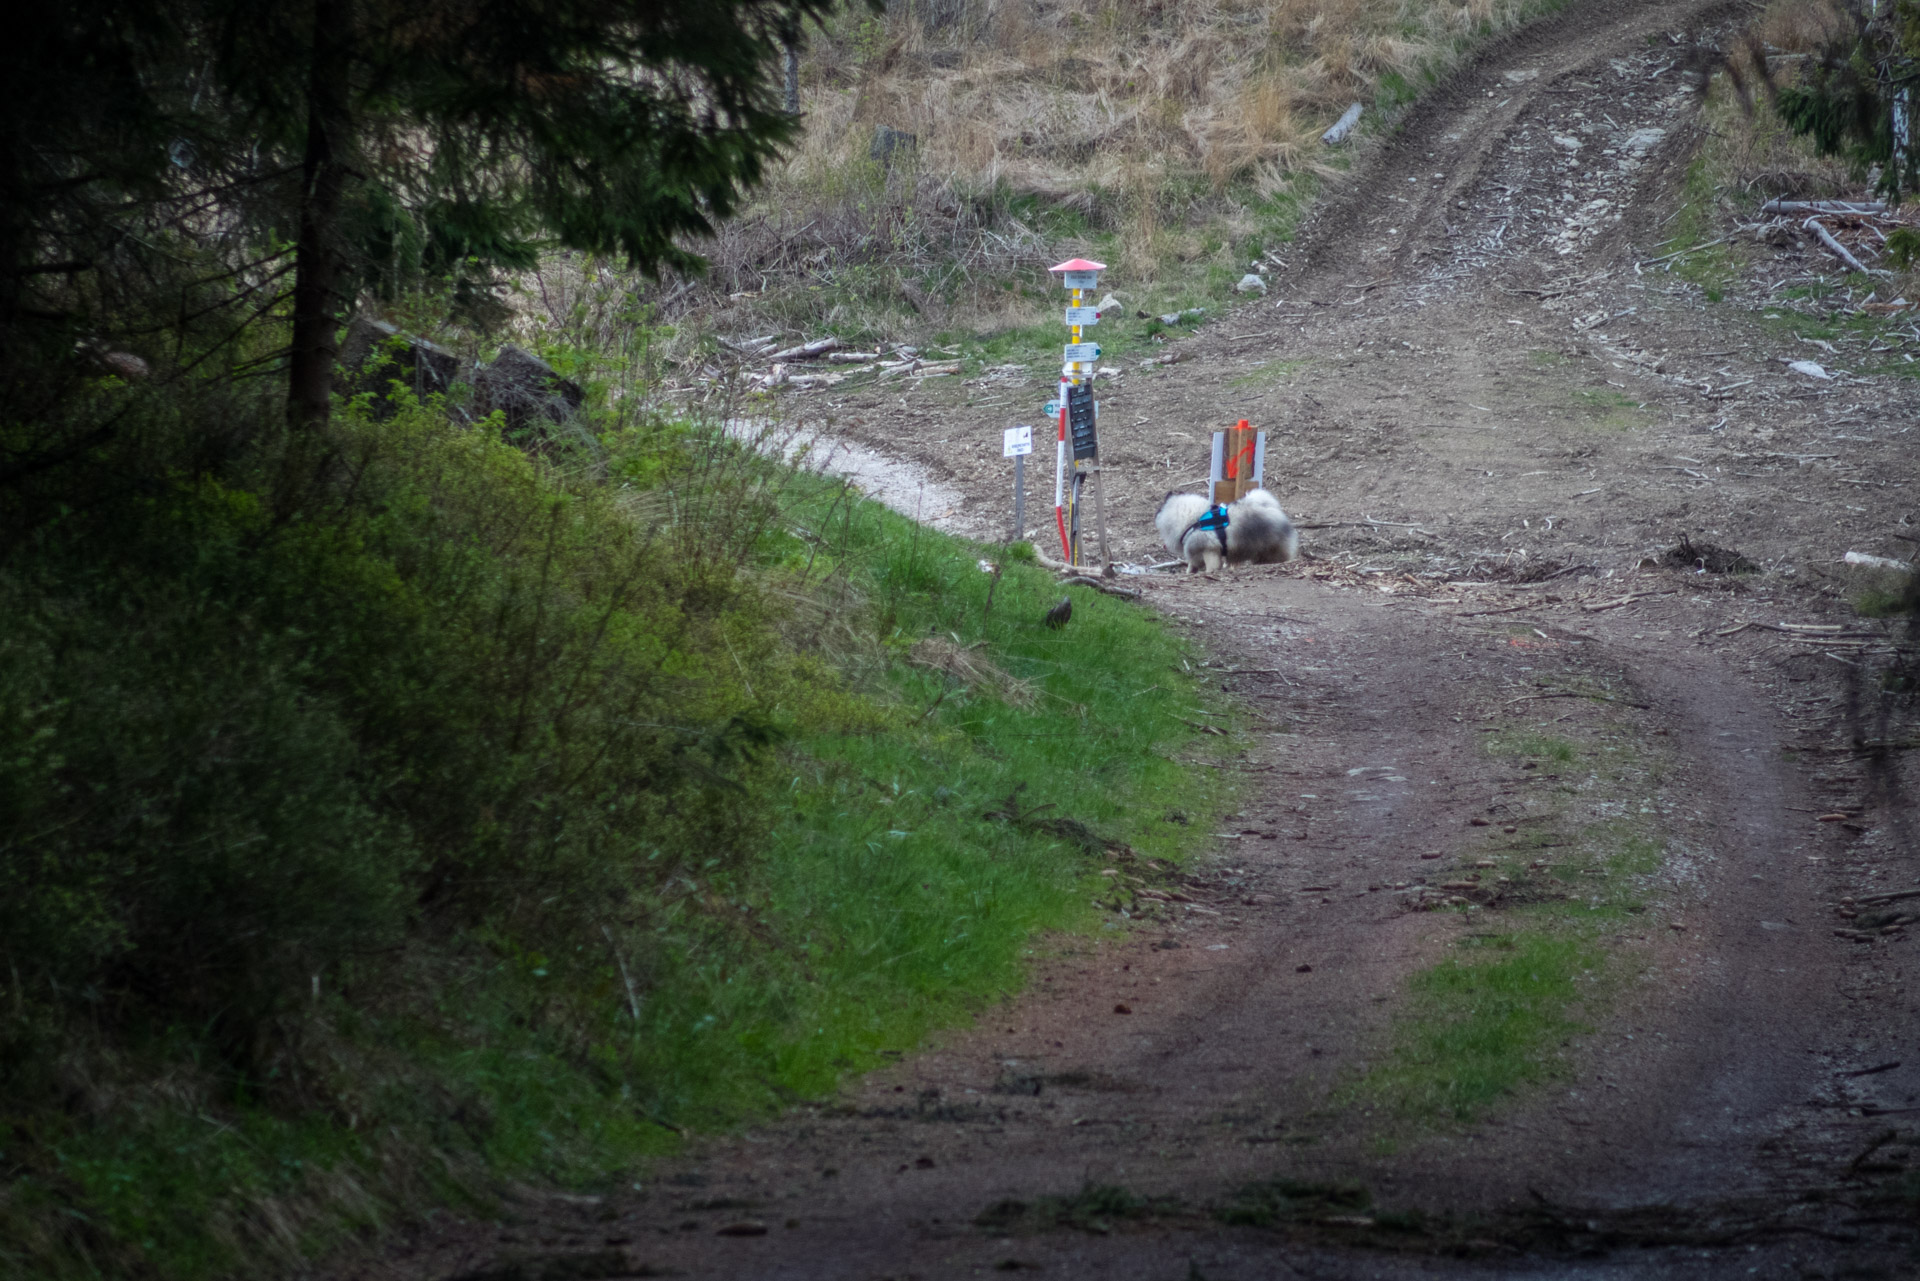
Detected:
[
  {"left": 909, "top": 634, "right": 1039, "bottom": 708},
  {"left": 1704, "top": 2, "right": 1858, "bottom": 202}
]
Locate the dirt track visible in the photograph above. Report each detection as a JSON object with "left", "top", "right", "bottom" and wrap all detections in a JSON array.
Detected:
[{"left": 337, "top": 2, "right": 1920, "bottom": 1277}]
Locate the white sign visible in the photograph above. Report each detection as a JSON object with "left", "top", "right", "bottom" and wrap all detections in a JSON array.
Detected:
[
  {"left": 1062, "top": 342, "right": 1101, "bottom": 362},
  {"left": 1060, "top": 270, "right": 1100, "bottom": 290},
  {"left": 1063, "top": 306, "right": 1100, "bottom": 326},
  {"left": 1003, "top": 425, "right": 1034, "bottom": 457}
]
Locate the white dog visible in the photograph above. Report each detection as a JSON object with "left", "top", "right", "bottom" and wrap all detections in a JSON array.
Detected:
[{"left": 1155, "top": 489, "right": 1299, "bottom": 572}]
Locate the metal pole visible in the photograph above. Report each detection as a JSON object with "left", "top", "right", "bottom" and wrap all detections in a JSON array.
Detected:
[
  {"left": 1013, "top": 452, "right": 1024, "bottom": 543},
  {"left": 1093, "top": 465, "right": 1110, "bottom": 569}
]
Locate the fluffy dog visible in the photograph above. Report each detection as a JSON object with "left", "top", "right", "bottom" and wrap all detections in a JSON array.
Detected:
[{"left": 1154, "top": 488, "right": 1299, "bottom": 573}]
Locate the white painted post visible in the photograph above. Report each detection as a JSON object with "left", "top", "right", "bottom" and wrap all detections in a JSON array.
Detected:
[
  {"left": 1003, "top": 424, "right": 1033, "bottom": 542},
  {"left": 1047, "top": 257, "right": 1106, "bottom": 565}
]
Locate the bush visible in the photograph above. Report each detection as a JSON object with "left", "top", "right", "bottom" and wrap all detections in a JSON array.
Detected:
[{"left": 0, "top": 369, "right": 1224, "bottom": 1278}]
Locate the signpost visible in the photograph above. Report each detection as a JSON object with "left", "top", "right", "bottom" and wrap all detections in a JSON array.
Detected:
[
  {"left": 1209, "top": 417, "right": 1267, "bottom": 502},
  {"left": 1047, "top": 257, "right": 1109, "bottom": 567},
  {"left": 1003, "top": 425, "right": 1033, "bottom": 541}
]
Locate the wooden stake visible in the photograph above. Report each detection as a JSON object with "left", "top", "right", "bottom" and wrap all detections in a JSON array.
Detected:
[{"left": 1093, "top": 465, "right": 1111, "bottom": 568}]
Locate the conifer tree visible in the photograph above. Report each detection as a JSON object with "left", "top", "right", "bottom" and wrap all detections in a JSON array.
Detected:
[{"left": 0, "top": 0, "right": 857, "bottom": 434}]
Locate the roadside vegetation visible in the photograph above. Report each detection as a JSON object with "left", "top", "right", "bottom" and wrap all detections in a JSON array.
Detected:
[
  {"left": 0, "top": 3, "right": 1234, "bottom": 1276},
  {"left": 1660, "top": 0, "right": 1920, "bottom": 620},
  {"left": 0, "top": 335, "right": 1229, "bottom": 1279},
  {"left": 529, "top": 0, "right": 1572, "bottom": 384}
]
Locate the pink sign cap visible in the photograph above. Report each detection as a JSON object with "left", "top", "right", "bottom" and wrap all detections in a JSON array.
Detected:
[{"left": 1048, "top": 258, "right": 1107, "bottom": 273}]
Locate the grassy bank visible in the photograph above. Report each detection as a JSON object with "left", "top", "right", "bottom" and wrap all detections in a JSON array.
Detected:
[{"left": 0, "top": 375, "right": 1226, "bottom": 1278}]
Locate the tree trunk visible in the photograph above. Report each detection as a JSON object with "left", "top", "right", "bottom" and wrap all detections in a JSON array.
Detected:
[
  {"left": 288, "top": 0, "right": 352, "bottom": 430},
  {"left": 783, "top": 43, "right": 799, "bottom": 115}
]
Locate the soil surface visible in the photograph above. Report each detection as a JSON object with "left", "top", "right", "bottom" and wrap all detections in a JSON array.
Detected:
[{"left": 328, "top": 2, "right": 1920, "bottom": 1277}]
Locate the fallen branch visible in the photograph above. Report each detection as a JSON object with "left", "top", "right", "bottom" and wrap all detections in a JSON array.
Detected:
[
  {"left": 1061, "top": 574, "right": 1143, "bottom": 600},
  {"left": 1641, "top": 236, "right": 1730, "bottom": 266},
  {"left": 1582, "top": 590, "right": 1671, "bottom": 612},
  {"left": 767, "top": 336, "right": 843, "bottom": 361},
  {"left": 1761, "top": 198, "right": 1888, "bottom": 216},
  {"left": 1804, "top": 218, "right": 1887, "bottom": 277},
  {"left": 1322, "top": 102, "right": 1363, "bottom": 146},
  {"left": 1845, "top": 550, "right": 1913, "bottom": 573},
  {"left": 1507, "top": 691, "right": 1651, "bottom": 709},
  {"left": 1454, "top": 602, "right": 1540, "bottom": 618},
  {"left": 1716, "top": 620, "right": 1889, "bottom": 639},
  {"left": 1856, "top": 887, "right": 1920, "bottom": 906}
]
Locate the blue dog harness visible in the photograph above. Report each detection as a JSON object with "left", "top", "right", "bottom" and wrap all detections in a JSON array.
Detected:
[{"left": 1185, "top": 503, "right": 1230, "bottom": 546}]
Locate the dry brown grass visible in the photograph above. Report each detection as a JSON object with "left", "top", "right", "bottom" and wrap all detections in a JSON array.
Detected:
[
  {"left": 1707, "top": 1, "right": 1857, "bottom": 201},
  {"left": 507, "top": 0, "right": 1562, "bottom": 356}
]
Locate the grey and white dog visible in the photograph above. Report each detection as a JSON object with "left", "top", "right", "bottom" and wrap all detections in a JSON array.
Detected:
[{"left": 1155, "top": 489, "right": 1299, "bottom": 573}]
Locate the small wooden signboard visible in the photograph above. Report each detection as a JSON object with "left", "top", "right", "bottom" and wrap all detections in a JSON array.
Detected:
[{"left": 1210, "top": 419, "right": 1264, "bottom": 502}]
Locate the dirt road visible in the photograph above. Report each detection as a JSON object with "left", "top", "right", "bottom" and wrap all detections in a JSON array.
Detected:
[{"left": 340, "top": 2, "right": 1920, "bottom": 1276}]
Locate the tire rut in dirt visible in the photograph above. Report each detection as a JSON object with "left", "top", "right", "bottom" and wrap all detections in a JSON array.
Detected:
[{"left": 1292, "top": 0, "right": 1745, "bottom": 294}]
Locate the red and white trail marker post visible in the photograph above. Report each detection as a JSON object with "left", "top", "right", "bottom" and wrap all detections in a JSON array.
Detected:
[
  {"left": 1047, "top": 257, "right": 1109, "bottom": 568},
  {"left": 1003, "top": 424, "right": 1033, "bottom": 542},
  {"left": 1210, "top": 417, "right": 1266, "bottom": 503}
]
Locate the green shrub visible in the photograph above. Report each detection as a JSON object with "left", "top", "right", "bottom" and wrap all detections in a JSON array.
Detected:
[{"left": 0, "top": 373, "right": 1224, "bottom": 1278}]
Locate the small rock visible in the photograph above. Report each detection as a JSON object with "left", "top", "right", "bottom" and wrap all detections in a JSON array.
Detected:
[
  {"left": 1787, "top": 359, "right": 1831, "bottom": 380},
  {"left": 1235, "top": 273, "right": 1268, "bottom": 295},
  {"left": 1113, "top": 1002, "right": 1133, "bottom": 1014},
  {"left": 1469, "top": 818, "right": 1491, "bottom": 827},
  {"left": 476, "top": 343, "right": 586, "bottom": 434},
  {"left": 1295, "top": 964, "right": 1312, "bottom": 973},
  {"left": 95, "top": 350, "right": 150, "bottom": 379},
  {"left": 915, "top": 1155, "right": 936, "bottom": 1168},
  {"left": 1420, "top": 851, "right": 1444, "bottom": 860}
]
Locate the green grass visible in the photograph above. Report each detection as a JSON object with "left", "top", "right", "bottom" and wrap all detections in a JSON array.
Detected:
[
  {"left": 1347, "top": 713, "right": 1667, "bottom": 1129},
  {"left": 1660, "top": 157, "right": 1741, "bottom": 302},
  {"left": 1355, "top": 931, "right": 1599, "bottom": 1124},
  {"left": 1852, "top": 570, "right": 1915, "bottom": 618},
  {"left": 1229, "top": 359, "right": 1307, "bottom": 389},
  {"left": 1487, "top": 730, "right": 1578, "bottom": 765},
  {"left": 1570, "top": 386, "right": 1644, "bottom": 426},
  {"left": 1, "top": 403, "right": 1233, "bottom": 1280}
]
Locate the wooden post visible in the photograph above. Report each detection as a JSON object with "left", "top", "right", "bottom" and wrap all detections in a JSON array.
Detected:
[
  {"left": 1213, "top": 419, "right": 1257, "bottom": 502},
  {"left": 1093, "top": 465, "right": 1111, "bottom": 568}
]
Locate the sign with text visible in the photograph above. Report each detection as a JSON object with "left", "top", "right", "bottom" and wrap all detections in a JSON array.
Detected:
[
  {"left": 1003, "top": 425, "right": 1033, "bottom": 457},
  {"left": 1067, "top": 385, "right": 1097, "bottom": 461},
  {"left": 1063, "top": 307, "right": 1101, "bottom": 326},
  {"left": 1062, "top": 342, "right": 1101, "bottom": 362}
]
